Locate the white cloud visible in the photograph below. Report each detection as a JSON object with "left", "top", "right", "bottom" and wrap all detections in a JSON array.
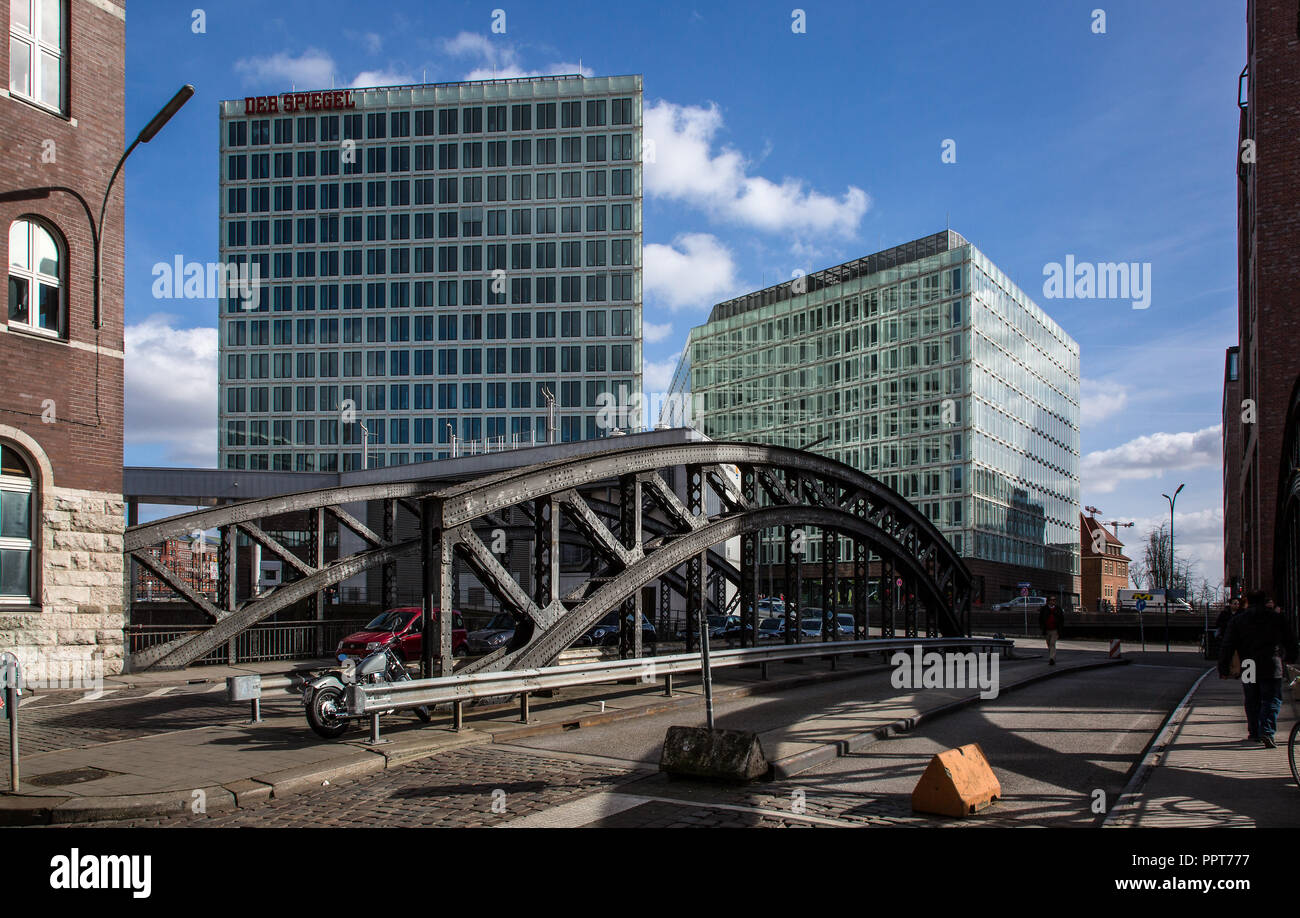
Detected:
[
  {"left": 125, "top": 317, "right": 217, "bottom": 468},
  {"left": 234, "top": 49, "right": 412, "bottom": 91},
  {"left": 440, "top": 32, "right": 591, "bottom": 80},
  {"left": 1081, "top": 378, "right": 1129, "bottom": 426},
  {"left": 351, "top": 69, "right": 415, "bottom": 89},
  {"left": 644, "top": 100, "right": 869, "bottom": 235},
  {"left": 643, "top": 353, "right": 682, "bottom": 392},
  {"left": 1081, "top": 425, "right": 1220, "bottom": 495},
  {"left": 234, "top": 48, "right": 336, "bottom": 88},
  {"left": 643, "top": 320, "right": 673, "bottom": 344},
  {"left": 644, "top": 233, "right": 739, "bottom": 312}
]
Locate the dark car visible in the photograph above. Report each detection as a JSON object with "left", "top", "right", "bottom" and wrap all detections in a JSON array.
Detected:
[
  {"left": 757, "top": 616, "right": 792, "bottom": 642},
  {"left": 336, "top": 607, "right": 468, "bottom": 661},
  {"left": 466, "top": 611, "right": 516, "bottom": 655},
  {"left": 674, "top": 614, "right": 738, "bottom": 642},
  {"left": 582, "top": 610, "right": 657, "bottom": 651}
]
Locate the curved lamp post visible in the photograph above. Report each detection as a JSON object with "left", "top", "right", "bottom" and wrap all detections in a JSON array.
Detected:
[
  {"left": 0, "top": 84, "right": 193, "bottom": 329},
  {"left": 1161, "top": 483, "right": 1185, "bottom": 652}
]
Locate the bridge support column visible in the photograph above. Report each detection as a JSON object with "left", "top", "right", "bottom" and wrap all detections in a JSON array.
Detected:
[
  {"left": 784, "top": 524, "right": 800, "bottom": 645},
  {"left": 219, "top": 524, "right": 237, "bottom": 665},
  {"left": 821, "top": 528, "right": 837, "bottom": 642},
  {"left": 421, "top": 497, "right": 436, "bottom": 679},
  {"left": 439, "top": 532, "right": 454, "bottom": 677},
  {"left": 619, "top": 475, "right": 642, "bottom": 658},
  {"left": 881, "top": 555, "right": 895, "bottom": 638},
  {"left": 854, "top": 539, "right": 868, "bottom": 641},
  {"left": 312, "top": 507, "right": 325, "bottom": 656},
  {"left": 382, "top": 499, "right": 397, "bottom": 608},
  {"left": 739, "top": 465, "right": 758, "bottom": 648},
  {"left": 658, "top": 575, "right": 672, "bottom": 648}
]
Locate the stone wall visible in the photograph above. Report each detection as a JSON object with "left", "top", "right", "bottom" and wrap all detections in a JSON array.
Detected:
[{"left": 0, "top": 487, "right": 125, "bottom": 684}]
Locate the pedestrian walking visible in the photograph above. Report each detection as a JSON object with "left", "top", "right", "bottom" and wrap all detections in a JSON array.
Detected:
[
  {"left": 1218, "top": 590, "right": 1299, "bottom": 747},
  {"left": 1039, "top": 595, "right": 1064, "bottom": 665},
  {"left": 1214, "top": 598, "right": 1238, "bottom": 639}
]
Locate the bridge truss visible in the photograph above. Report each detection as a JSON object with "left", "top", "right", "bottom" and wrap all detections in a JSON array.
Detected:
[{"left": 124, "top": 441, "right": 972, "bottom": 672}]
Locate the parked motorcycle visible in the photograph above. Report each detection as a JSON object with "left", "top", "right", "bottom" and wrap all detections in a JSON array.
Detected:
[{"left": 304, "top": 645, "right": 431, "bottom": 739}]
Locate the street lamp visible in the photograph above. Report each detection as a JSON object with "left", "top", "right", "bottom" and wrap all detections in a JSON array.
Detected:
[
  {"left": 1161, "top": 483, "right": 1185, "bottom": 652},
  {"left": 0, "top": 84, "right": 193, "bottom": 329}
]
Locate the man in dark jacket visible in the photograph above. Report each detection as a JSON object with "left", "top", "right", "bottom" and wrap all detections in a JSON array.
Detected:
[
  {"left": 1039, "top": 595, "right": 1064, "bottom": 666},
  {"left": 1218, "top": 591, "right": 1299, "bottom": 747}
]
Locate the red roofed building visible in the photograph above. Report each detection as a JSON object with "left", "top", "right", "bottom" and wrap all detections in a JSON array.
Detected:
[{"left": 1081, "top": 514, "right": 1130, "bottom": 613}]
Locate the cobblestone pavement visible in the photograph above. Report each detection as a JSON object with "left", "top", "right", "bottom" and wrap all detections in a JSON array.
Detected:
[
  {"left": 54, "top": 738, "right": 1018, "bottom": 829},
  {"left": 61, "top": 745, "right": 646, "bottom": 828},
  {"left": 2, "top": 690, "right": 280, "bottom": 756}
]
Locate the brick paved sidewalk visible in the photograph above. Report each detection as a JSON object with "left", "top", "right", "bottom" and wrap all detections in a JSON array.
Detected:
[{"left": 1106, "top": 669, "right": 1300, "bottom": 827}]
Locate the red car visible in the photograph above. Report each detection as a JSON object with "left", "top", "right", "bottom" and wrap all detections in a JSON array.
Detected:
[{"left": 336, "top": 607, "right": 468, "bottom": 661}]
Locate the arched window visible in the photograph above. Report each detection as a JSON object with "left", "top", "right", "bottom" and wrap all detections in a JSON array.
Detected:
[
  {"left": 0, "top": 442, "right": 36, "bottom": 605},
  {"left": 8, "top": 0, "right": 66, "bottom": 112},
  {"left": 7, "top": 217, "right": 63, "bottom": 336}
]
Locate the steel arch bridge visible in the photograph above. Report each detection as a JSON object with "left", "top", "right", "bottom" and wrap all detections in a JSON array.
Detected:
[{"left": 124, "top": 441, "right": 972, "bottom": 672}]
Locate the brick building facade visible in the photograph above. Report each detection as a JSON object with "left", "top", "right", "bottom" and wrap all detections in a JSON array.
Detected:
[
  {"left": 1224, "top": 0, "right": 1300, "bottom": 600},
  {"left": 0, "top": 0, "right": 127, "bottom": 679},
  {"left": 1223, "top": 346, "right": 1242, "bottom": 595},
  {"left": 1080, "top": 514, "right": 1130, "bottom": 613}
]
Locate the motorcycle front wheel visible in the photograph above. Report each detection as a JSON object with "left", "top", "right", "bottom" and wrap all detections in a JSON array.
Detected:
[{"left": 306, "top": 685, "right": 350, "bottom": 739}]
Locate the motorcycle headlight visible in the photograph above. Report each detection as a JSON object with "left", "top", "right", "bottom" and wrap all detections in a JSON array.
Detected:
[{"left": 366, "top": 641, "right": 382, "bottom": 651}]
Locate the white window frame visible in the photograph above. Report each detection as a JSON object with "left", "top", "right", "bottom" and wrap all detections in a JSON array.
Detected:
[
  {"left": 7, "top": 217, "right": 65, "bottom": 338},
  {"left": 0, "top": 446, "right": 36, "bottom": 606},
  {"left": 8, "top": 0, "right": 66, "bottom": 114}
]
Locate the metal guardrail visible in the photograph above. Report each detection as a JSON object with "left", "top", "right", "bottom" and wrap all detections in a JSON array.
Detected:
[{"left": 345, "top": 636, "right": 1014, "bottom": 718}]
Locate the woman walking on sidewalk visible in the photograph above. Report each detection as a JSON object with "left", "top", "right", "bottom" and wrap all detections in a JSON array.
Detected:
[{"left": 1039, "top": 595, "right": 1064, "bottom": 665}]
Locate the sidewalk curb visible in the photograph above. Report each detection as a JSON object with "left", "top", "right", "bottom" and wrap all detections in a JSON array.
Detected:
[
  {"left": 1101, "top": 665, "right": 1215, "bottom": 828},
  {"left": 770, "top": 657, "right": 1132, "bottom": 779},
  {"left": 0, "top": 730, "right": 496, "bottom": 826}
]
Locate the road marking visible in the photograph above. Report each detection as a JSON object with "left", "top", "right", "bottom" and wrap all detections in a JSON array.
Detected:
[
  {"left": 144, "top": 687, "right": 176, "bottom": 697},
  {"left": 497, "top": 790, "right": 855, "bottom": 828},
  {"left": 69, "top": 690, "right": 118, "bottom": 704}
]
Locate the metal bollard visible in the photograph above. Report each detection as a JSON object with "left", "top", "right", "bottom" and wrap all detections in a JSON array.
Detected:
[
  {"left": 519, "top": 692, "right": 530, "bottom": 723},
  {"left": 663, "top": 673, "right": 674, "bottom": 697},
  {"left": 369, "top": 712, "right": 383, "bottom": 744},
  {"left": 452, "top": 700, "right": 464, "bottom": 731},
  {"left": 226, "top": 674, "right": 262, "bottom": 724},
  {"left": 760, "top": 661, "right": 769, "bottom": 680}
]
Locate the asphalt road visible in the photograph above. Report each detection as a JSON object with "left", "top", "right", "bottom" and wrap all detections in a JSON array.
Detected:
[{"left": 65, "top": 646, "right": 1211, "bottom": 828}]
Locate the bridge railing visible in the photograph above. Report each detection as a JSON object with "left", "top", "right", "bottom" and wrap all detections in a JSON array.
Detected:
[
  {"left": 345, "top": 635, "right": 1013, "bottom": 720},
  {"left": 126, "top": 618, "right": 369, "bottom": 666}
]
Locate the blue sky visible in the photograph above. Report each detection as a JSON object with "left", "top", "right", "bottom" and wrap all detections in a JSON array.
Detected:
[{"left": 121, "top": 0, "right": 1242, "bottom": 585}]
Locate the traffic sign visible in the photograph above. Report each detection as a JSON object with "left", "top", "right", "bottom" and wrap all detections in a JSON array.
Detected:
[
  {"left": 1020, "top": 586, "right": 1029, "bottom": 597},
  {"left": 1135, "top": 599, "right": 1147, "bottom": 613}
]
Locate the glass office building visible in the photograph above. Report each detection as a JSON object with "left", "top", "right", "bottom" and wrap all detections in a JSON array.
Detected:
[
  {"left": 681, "top": 231, "right": 1081, "bottom": 602},
  {"left": 216, "top": 75, "right": 643, "bottom": 471}
]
